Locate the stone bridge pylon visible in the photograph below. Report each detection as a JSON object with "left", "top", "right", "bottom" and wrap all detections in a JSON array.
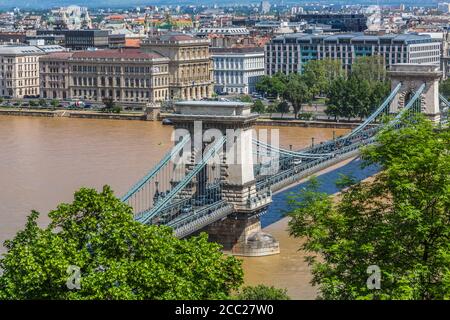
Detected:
[
  {"left": 169, "top": 101, "right": 280, "bottom": 256},
  {"left": 388, "top": 63, "right": 442, "bottom": 123}
]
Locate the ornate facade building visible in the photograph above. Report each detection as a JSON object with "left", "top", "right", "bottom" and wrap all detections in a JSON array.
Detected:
[
  {"left": 141, "top": 33, "right": 214, "bottom": 100},
  {"left": 40, "top": 52, "right": 73, "bottom": 100},
  {"left": 37, "top": 33, "right": 213, "bottom": 107},
  {"left": 40, "top": 48, "right": 170, "bottom": 106}
]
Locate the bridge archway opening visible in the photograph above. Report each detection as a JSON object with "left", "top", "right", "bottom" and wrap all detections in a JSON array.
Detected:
[{"left": 388, "top": 64, "right": 441, "bottom": 122}]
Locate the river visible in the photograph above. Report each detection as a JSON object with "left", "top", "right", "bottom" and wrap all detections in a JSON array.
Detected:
[{"left": 0, "top": 116, "right": 378, "bottom": 299}]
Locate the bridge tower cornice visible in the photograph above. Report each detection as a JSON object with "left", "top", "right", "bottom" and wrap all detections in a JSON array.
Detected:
[{"left": 388, "top": 63, "right": 442, "bottom": 123}]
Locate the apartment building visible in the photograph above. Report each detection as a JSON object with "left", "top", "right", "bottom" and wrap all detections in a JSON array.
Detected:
[
  {"left": 266, "top": 33, "right": 442, "bottom": 75},
  {"left": 141, "top": 33, "right": 213, "bottom": 100},
  {"left": 0, "top": 45, "right": 44, "bottom": 98},
  {"left": 212, "top": 47, "right": 265, "bottom": 94}
]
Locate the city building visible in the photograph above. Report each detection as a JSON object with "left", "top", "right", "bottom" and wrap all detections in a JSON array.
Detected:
[
  {"left": 291, "top": 14, "right": 368, "bottom": 32},
  {"left": 39, "top": 48, "right": 170, "bottom": 106},
  {"left": 0, "top": 45, "right": 45, "bottom": 98},
  {"left": 196, "top": 27, "right": 267, "bottom": 48},
  {"left": 50, "top": 5, "right": 92, "bottom": 30},
  {"left": 141, "top": 33, "right": 213, "bottom": 100},
  {"left": 438, "top": 2, "right": 450, "bottom": 13},
  {"left": 266, "top": 33, "right": 442, "bottom": 75},
  {"left": 39, "top": 52, "right": 73, "bottom": 100},
  {"left": 37, "top": 30, "right": 109, "bottom": 50},
  {"left": 260, "top": 1, "right": 271, "bottom": 14},
  {"left": 211, "top": 47, "right": 265, "bottom": 94},
  {"left": 0, "top": 31, "right": 27, "bottom": 44}
]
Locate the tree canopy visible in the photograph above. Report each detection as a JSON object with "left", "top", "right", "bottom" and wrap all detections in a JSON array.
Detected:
[
  {"left": 236, "top": 285, "right": 290, "bottom": 300},
  {"left": 0, "top": 186, "right": 243, "bottom": 299},
  {"left": 287, "top": 115, "right": 450, "bottom": 299},
  {"left": 325, "top": 57, "right": 390, "bottom": 120}
]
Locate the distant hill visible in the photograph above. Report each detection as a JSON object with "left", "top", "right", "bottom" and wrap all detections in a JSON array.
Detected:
[{"left": 0, "top": 0, "right": 199, "bottom": 10}]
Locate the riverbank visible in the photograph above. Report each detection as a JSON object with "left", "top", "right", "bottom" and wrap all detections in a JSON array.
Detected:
[
  {"left": 0, "top": 108, "right": 150, "bottom": 121},
  {"left": 0, "top": 108, "right": 364, "bottom": 129}
]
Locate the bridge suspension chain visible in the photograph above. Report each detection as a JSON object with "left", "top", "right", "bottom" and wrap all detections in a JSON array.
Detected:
[
  {"left": 121, "top": 135, "right": 191, "bottom": 203},
  {"left": 135, "top": 136, "right": 227, "bottom": 225}
]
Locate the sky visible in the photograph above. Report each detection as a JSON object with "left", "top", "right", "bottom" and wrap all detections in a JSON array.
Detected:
[{"left": 0, "top": 0, "right": 439, "bottom": 10}]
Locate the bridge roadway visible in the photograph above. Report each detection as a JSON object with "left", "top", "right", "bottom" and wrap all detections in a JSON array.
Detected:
[{"left": 168, "top": 138, "right": 370, "bottom": 238}]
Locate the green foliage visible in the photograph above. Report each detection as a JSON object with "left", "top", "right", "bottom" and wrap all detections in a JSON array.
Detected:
[
  {"left": 38, "top": 99, "right": 47, "bottom": 107},
  {"left": 351, "top": 55, "right": 387, "bottom": 83},
  {"left": 439, "top": 78, "right": 450, "bottom": 99},
  {"left": 29, "top": 100, "right": 38, "bottom": 107},
  {"left": 239, "top": 95, "right": 253, "bottom": 103},
  {"left": 50, "top": 99, "right": 59, "bottom": 108},
  {"left": 255, "top": 73, "right": 288, "bottom": 99},
  {"left": 0, "top": 186, "right": 243, "bottom": 300},
  {"left": 276, "top": 101, "right": 290, "bottom": 118},
  {"left": 287, "top": 115, "right": 450, "bottom": 299},
  {"left": 283, "top": 73, "right": 313, "bottom": 119},
  {"left": 335, "top": 173, "right": 357, "bottom": 190},
  {"left": 302, "top": 59, "right": 343, "bottom": 98},
  {"left": 297, "top": 112, "right": 314, "bottom": 120},
  {"left": 235, "top": 285, "right": 290, "bottom": 300},
  {"left": 251, "top": 99, "right": 266, "bottom": 114},
  {"left": 265, "top": 104, "right": 277, "bottom": 117},
  {"left": 325, "top": 74, "right": 390, "bottom": 120}
]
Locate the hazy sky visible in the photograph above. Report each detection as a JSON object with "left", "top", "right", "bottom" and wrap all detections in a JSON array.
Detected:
[{"left": 0, "top": 0, "right": 439, "bottom": 10}]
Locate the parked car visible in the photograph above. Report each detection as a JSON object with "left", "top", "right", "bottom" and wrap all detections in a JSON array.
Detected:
[{"left": 162, "top": 118, "right": 173, "bottom": 125}]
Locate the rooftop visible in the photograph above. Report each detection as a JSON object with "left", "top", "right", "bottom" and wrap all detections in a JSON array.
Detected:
[
  {"left": 271, "top": 32, "right": 440, "bottom": 44},
  {"left": 71, "top": 48, "right": 166, "bottom": 60},
  {"left": 0, "top": 45, "right": 45, "bottom": 55}
]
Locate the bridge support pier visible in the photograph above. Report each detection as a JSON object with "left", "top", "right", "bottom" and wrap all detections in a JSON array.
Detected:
[
  {"left": 201, "top": 213, "right": 280, "bottom": 256},
  {"left": 171, "top": 101, "right": 280, "bottom": 257}
]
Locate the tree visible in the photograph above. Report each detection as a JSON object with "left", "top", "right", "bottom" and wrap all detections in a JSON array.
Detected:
[
  {"left": 287, "top": 115, "right": 450, "bottom": 300},
  {"left": 302, "top": 59, "right": 343, "bottom": 99},
  {"left": 266, "top": 104, "right": 277, "bottom": 118},
  {"left": 51, "top": 99, "right": 59, "bottom": 109},
  {"left": 325, "top": 76, "right": 348, "bottom": 120},
  {"left": 236, "top": 285, "right": 290, "bottom": 300},
  {"left": 439, "top": 78, "right": 450, "bottom": 99},
  {"left": 346, "top": 76, "right": 372, "bottom": 120},
  {"left": 255, "top": 73, "right": 288, "bottom": 99},
  {"left": 351, "top": 55, "right": 387, "bottom": 83},
  {"left": 276, "top": 101, "right": 290, "bottom": 118},
  {"left": 102, "top": 97, "right": 115, "bottom": 112},
  {"left": 283, "top": 74, "right": 312, "bottom": 119},
  {"left": 239, "top": 95, "right": 253, "bottom": 103},
  {"left": 251, "top": 99, "right": 266, "bottom": 114},
  {"left": 0, "top": 186, "right": 243, "bottom": 299}
]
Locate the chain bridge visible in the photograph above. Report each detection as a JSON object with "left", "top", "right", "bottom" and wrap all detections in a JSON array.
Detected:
[{"left": 120, "top": 64, "right": 448, "bottom": 256}]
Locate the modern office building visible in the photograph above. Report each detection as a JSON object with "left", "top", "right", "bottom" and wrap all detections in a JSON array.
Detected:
[
  {"left": 265, "top": 33, "right": 442, "bottom": 75},
  {"left": 141, "top": 33, "right": 213, "bottom": 100},
  {"left": 291, "top": 14, "right": 368, "bottom": 32},
  {"left": 0, "top": 45, "right": 45, "bottom": 98},
  {"left": 37, "top": 29, "right": 109, "bottom": 50},
  {"left": 212, "top": 47, "right": 265, "bottom": 94}
]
